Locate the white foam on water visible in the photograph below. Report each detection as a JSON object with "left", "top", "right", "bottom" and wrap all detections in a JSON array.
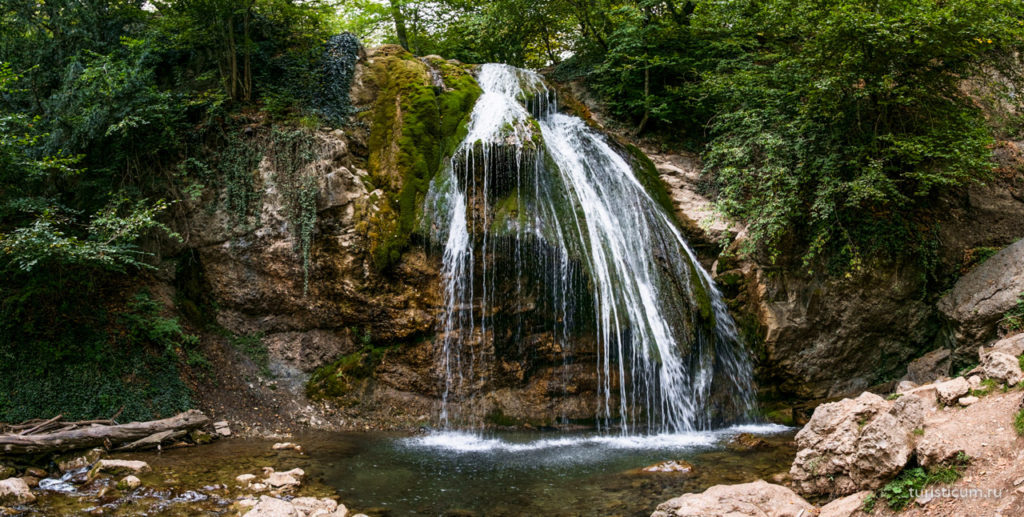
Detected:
[{"left": 402, "top": 424, "right": 792, "bottom": 454}]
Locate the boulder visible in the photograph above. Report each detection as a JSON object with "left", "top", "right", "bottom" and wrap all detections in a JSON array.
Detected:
[
  {"left": 243, "top": 495, "right": 300, "bottom": 517},
  {"left": 0, "top": 477, "right": 35, "bottom": 505},
  {"left": 20, "top": 476, "right": 39, "bottom": 488},
  {"left": 915, "top": 437, "right": 965, "bottom": 468},
  {"left": 979, "top": 351, "right": 1023, "bottom": 386},
  {"left": 88, "top": 459, "right": 151, "bottom": 478},
  {"left": 213, "top": 421, "right": 232, "bottom": 437},
  {"left": 904, "top": 348, "right": 951, "bottom": 384},
  {"left": 819, "top": 490, "right": 872, "bottom": 517},
  {"left": 790, "top": 392, "right": 923, "bottom": 496},
  {"left": 651, "top": 480, "right": 814, "bottom": 517},
  {"left": 896, "top": 380, "right": 918, "bottom": 394},
  {"left": 291, "top": 497, "right": 348, "bottom": 517},
  {"left": 982, "top": 333, "right": 1024, "bottom": 358},
  {"left": 934, "top": 377, "right": 971, "bottom": 405},
  {"left": 939, "top": 238, "right": 1024, "bottom": 359}
]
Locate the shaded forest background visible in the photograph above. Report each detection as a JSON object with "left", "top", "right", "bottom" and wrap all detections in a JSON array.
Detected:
[{"left": 1, "top": 0, "right": 1022, "bottom": 421}]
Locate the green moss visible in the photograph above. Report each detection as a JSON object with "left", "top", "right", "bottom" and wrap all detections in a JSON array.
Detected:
[
  {"left": 306, "top": 344, "right": 387, "bottom": 400},
  {"left": 363, "top": 53, "right": 482, "bottom": 271},
  {"left": 763, "top": 407, "right": 795, "bottom": 426},
  {"left": 490, "top": 188, "right": 527, "bottom": 233},
  {"left": 687, "top": 257, "right": 714, "bottom": 325},
  {"left": 624, "top": 144, "right": 675, "bottom": 216}
]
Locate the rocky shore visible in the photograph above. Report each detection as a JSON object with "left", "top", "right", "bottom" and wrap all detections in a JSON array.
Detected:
[
  {"left": 652, "top": 333, "right": 1024, "bottom": 517},
  {"left": 0, "top": 430, "right": 368, "bottom": 516}
]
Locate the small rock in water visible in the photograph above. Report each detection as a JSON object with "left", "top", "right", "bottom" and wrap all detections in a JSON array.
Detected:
[
  {"left": 116, "top": 475, "right": 141, "bottom": 490},
  {"left": 24, "top": 467, "right": 47, "bottom": 478},
  {"left": 88, "top": 459, "right": 151, "bottom": 480},
  {"left": 959, "top": 395, "right": 979, "bottom": 406},
  {"left": 639, "top": 460, "right": 694, "bottom": 474},
  {"left": 272, "top": 442, "right": 302, "bottom": 452},
  {"left": 0, "top": 477, "right": 36, "bottom": 505},
  {"left": 264, "top": 468, "right": 304, "bottom": 488},
  {"left": 56, "top": 448, "right": 104, "bottom": 472},
  {"left": 243, "top": 495, "right": 299, "bottom": 517},
  {"left": 213, "top": 420, "right": 232, "bottom": 437},
  {"left": 236, "top": 473, "right": 257, "bottom": 485},
  {"left": 727, "top": 433, "right": 768, "bottom": 450},
  {"left": 291, "top": 496, "right": 342, "bottom": 516},
  {"left": 250, "top": 482, "right": 268, "bottom": 492},
  {"left": 20, "top": 476, "right": 40, "bottom": 488}
]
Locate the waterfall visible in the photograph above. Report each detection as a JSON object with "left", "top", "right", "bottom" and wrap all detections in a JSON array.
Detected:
[{"left": 423, "top": 64, "right": 755, "bottom": 434}]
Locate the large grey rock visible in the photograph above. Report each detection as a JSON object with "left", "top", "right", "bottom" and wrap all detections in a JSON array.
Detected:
[
  {"left": 980, "top": 333, "right": 1024, "bottom": 359},
  {"left": 979, "top": 351, "right": 1023, "bottom": 386},
  {"left": 790, "top": 392, "right": 923, "bottom": 496},
  {"left": 939, "top": 239, "right": 1024, "bottom": 358},
  {"left": 651, "top": 480, "right": 814, "bottom": 517},
  {"left": 0, "top": 477, "right": 35, "bottom": 505},
  {"left": 934, "top": 377, "right": 970, "bottom": 405},
  {"left": 904, "top": 348, "right": 951, "bottom": 384}
]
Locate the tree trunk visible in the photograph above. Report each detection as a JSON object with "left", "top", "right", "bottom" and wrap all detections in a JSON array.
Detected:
[
  {"left": 637, "top": 66, "right": 650, "bottom": 134},
  {"left": 390, "top": 0, "right": 410, "bottom": 51},
  {"left": 0, "top": 410, "right": 210, "bottom": 455}
]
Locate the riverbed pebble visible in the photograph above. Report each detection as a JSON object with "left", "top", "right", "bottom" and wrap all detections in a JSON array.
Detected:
[{"left": 116, "top": 475, "right": 141, "bottom": 490}]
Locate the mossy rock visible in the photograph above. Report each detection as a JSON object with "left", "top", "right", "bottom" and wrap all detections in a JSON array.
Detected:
[
  {"left": 306, "top": 346, "right": 388, "bottom": 399},
  {"left": 360, "top": 50, "right": 482, "bottom": 271}
]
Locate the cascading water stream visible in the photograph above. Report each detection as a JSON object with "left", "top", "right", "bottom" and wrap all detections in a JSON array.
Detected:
[{"left": 424, "top": 64, "right": 755, "bottom": 434}]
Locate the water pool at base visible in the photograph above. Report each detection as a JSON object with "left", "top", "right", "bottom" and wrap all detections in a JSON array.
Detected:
[
  {"left": 29, "top": 425, "right": 795, "bottom": 516},
  {"left": 299, "top": 425, "right": 795, "bottom": 516}
]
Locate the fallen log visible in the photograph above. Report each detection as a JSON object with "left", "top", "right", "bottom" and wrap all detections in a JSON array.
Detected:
[{"left": 0, "top": 410, "right": 210, "bottom": 455}]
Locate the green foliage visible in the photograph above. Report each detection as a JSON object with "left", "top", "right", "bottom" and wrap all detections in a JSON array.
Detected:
[
  {"left": 878, "top": 453, "right": 970, "bottom": 511},
  {"left": 0, "top": 287, "right": 195, "bottom": 422},
  {"left": 317, "top": 33, "right": 362, "bottom": 125},
  {"left": 1000, "top": 294, "right": 1024, "bottom": 333},
  {"left": 222, "top": 329, "right": 270, "bottom": 377},
  {"left": 1015, "top": 407, "right": 1024, "bottom": 436},
  {"left": 267, "top": 128, "right": 320, "bottom": 291},
  {"left": 971, "top": 378, "right": 1000, "bottom": 397},
  {"left": 306, "top": 339, "right": 386, "bottom": 400},
  {"left": 699, "top": 0, "right": 1023, "bottom": 271},
  {"left": 861, "top": 493, "right": 876, "bottom": 513}
]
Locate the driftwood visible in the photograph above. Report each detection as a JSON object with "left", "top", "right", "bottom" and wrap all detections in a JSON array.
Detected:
[{"left": 0, "top": 410, "right": 210, "bottom": 455}]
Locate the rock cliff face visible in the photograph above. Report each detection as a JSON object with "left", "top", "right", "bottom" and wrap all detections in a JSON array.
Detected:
[
  {"left": 160, "top": 47, "right": 1024, "bottom": 428},
  {"left": 165, "top": 48, "right": 636, "bottom": 428},
  {"left": 642, "top": 144, "right": 1024, "bottom": 402}
]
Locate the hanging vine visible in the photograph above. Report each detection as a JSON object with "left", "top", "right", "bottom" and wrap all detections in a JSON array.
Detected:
[{"left": 267, "top": 127, "right": 320, "bottom": 293}]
